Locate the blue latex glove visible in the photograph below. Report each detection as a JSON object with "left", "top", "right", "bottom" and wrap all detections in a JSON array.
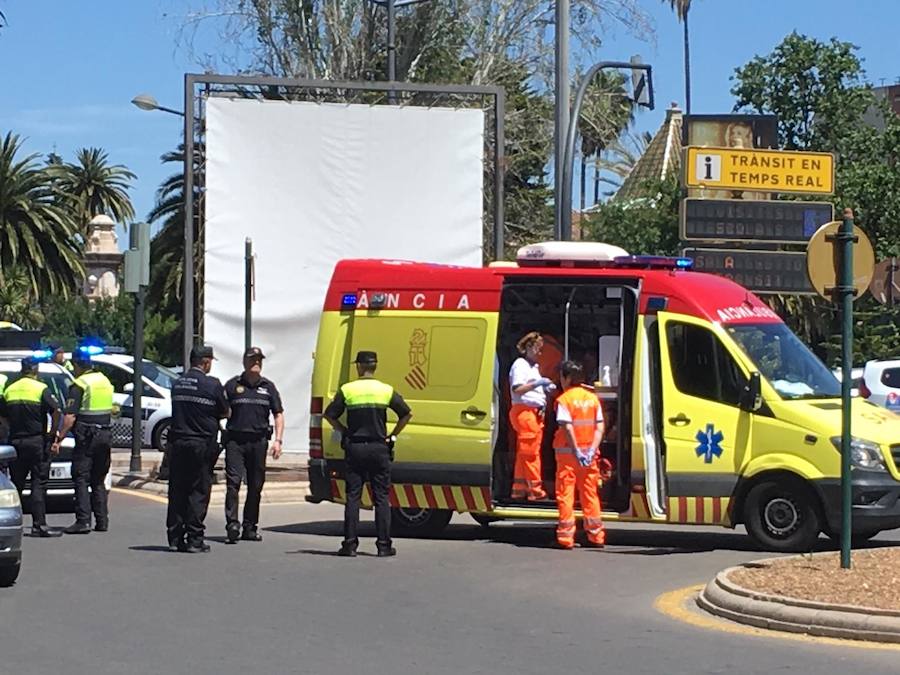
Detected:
[{"left": 576, "top": 447, "right": 595, "bottom": 467}]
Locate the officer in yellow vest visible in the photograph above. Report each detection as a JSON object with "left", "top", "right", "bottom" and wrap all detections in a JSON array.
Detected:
[
  {"left": 53, "top": 345, "right": 115, "bottom": 534},
  {"left": 323, "top": 351, "right": 412, "bottom": 558},
  {"left": 0, "top": 357, "right": 63, "bottom": 537},
  {"left": 51, "top": 345, "right": 74, "bottom": 373}
]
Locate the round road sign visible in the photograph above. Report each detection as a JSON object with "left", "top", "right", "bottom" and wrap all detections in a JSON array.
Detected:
[{"left": 806, "top": 220, "right": 875, "bottom": 302}]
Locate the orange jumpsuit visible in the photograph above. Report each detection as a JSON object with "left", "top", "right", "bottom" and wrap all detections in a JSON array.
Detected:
[{"left": 553, "top": 386, "right": 605, "bottom": 548}]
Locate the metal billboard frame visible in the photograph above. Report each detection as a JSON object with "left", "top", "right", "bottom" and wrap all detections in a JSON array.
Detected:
[{"left": 182, "top": 74, "right": 506, "bottom": 366}]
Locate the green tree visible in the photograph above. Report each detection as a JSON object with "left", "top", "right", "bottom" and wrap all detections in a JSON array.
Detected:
[
  {"left": 582, "top": 176, "right": 681, "bottom": 255},
  {"left": 0, "top": 266, "right": 43, "bottom": 328},
  {"left": 0, "top": 132, "right": 83, "bottom": 298},
  {"left": 731, "top": 33, "right": 900, "bottom": 362},
  {"left": 52, "top": 147, "right": 136, "bottom": 233}
]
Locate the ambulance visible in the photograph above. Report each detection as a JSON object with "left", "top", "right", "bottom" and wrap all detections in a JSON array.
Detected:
[{"left": 307, "top": 242, "right": 900, "bottom": 551}]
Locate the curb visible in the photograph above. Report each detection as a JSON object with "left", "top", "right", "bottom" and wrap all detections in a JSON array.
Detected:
[
  {"left": 112, "top": 473, "right": 310, "bottom": 504},
  {"left": 697, "top": 558, "right": 900, "bottom": 643}
]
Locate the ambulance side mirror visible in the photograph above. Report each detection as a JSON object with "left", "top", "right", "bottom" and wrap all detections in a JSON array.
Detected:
[{"left": 740, "top": 372, "right": 762, "bottom": 413}]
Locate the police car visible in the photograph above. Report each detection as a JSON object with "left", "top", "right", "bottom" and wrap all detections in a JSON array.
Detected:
[
  {"left": 860, "top": 359, "right": 900, "bottom": 413},
  {"left": 0, "top": 359, "right": 108, "bottom": 511},
  {"left": 64, "top": 352, "right": 174, "bottom": 450}
]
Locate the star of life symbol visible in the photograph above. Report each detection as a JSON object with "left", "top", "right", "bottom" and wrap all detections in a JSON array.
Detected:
[{"left": 695, "top": 424, "right": 724, "bottom": 464}]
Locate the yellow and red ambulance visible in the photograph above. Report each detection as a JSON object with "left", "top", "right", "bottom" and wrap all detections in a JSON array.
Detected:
[{"left": 307, "top": 242, "right": 900, "bottom": 551}]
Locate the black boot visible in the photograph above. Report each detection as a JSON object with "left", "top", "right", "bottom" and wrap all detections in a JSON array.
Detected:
[
  {"left": 185, "top": 541, "right": 211, "bottom": 553},
  {"left": 225, "top": 526, "right": 240, "bottom": 545},
  {"left": 337, "top": 544, "right": 358, "bottom": 557},
  {"left": 241, "top": 526, "right": 262, "bottom": 542},
  {"left": 64, "top": 522, "right": 91, "bottom": 535},
  {"left": 376, "top": 546, "right": 397, "bottom": 558},
  {"left": 31, "top": 525, "right": 62, "bottom": 538}
]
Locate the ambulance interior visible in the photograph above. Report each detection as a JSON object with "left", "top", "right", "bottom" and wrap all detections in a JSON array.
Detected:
[{"left": 493, "top": 278, "right": 638, "bottom": 513}]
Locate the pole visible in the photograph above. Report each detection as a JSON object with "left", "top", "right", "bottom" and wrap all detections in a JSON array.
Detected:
[
  {"left": 683, "top": 8, "right": 691, "bottom": 115},
  {"left": 245, "top": 238, "right": 253, "bottom": 351},
  {"left": 183, "top": 75, "right": 195, "bottom": 368},
  {"left": 493, "top": 89, "right": 505, "bottom": 261},
  {"left": 554, "top": 0, "right": 570, "bottom": 240},
  {"left": 130, "top": 287, "right": 145, "bottom": 473},
  {"left": 838, "top": 207, "right": 855, "bottom": 569},
  {"left": 387, "top": 0, "right": 396, "bottom": 83}
]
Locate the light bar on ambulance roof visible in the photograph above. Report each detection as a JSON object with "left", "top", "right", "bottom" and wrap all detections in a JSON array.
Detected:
[
  {"left": 612, "top": 255, "right": 694, "bottom": 270},
  {"left": 516, "top": 241, "right": 630, "bottom": 267}
]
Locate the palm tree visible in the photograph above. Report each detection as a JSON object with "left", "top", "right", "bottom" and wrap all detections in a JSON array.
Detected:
[
  {"left": 664, "top": 0, "right": 692, "bottom": 114},
  {"left": 146, "top": 144, "right": 203, "bottom": 331},
  {"left": 52, "top": 147, "right": 136, "bottom": 233},
  {"left": 594, "top": 129, "right": 653, "bottom": 198},
  {"left": 0, "top": 266, "right": 43, "bottom": 328},
  {"left": 0, "top": 132, "right": 83, "bottom": 298},
  {"left": 577, "top": 70, "right": 635, "bottom": 210}
]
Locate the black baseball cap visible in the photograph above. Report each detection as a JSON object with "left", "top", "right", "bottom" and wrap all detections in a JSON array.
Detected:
[
  {"left": 353, "top": 350, "right": 378, "bottom": 365},
  {"left": 190, "top": 344, "right": 216, "bottom": 361},
  {"left": 243, "top": 346, "right": 266, "bottom": 360},
  {"left": 20, "top": 356, "right": 38, "bottom": 370}
]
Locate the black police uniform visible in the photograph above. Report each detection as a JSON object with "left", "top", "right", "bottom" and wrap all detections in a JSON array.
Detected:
[
  {"left": 0, "top": 368, "right": 60, "bottom": 535},
  {"left": 324, "top": 366, "right": 410, "bottom": 555},
  {"left": 223, "top": 371, "right": 283, "bottom": 541},
  {"left": 65, "top": 367, "right": 115, "bottom": 532},
  {"left": 167, "top": 359, "right": 228, "bottom": 551}
]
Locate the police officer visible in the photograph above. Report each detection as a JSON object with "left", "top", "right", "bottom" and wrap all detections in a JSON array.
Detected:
[
  {"left": 223, "top": 346, "right": 284, "bottom": 544},
  {"left": 323, "top": 351, "right": 411, "bottom": 558},
  {"left": 54, "top": 346, "right": 115, "bottom": 534},
  {"left": 167, "top": 345, "right": 228, "bottom": 553},
  {"left": 51, "top": 345, "right": 74, "bottom": 373},
  {"left": 0, "top": 357, "right": 63, "bottom": 537}
]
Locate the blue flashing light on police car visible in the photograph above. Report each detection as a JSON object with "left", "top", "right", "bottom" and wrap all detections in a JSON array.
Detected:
[
  {"left": 30, "top": 348, "right": 54, "bottom": 361},
  {"left": 76, "top": 343, "right": 105, "bottom": 357}
]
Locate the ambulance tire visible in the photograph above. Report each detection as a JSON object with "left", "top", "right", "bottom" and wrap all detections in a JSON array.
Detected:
[
  {"left": 744, "top": 479, "right": 821, "bottom": 553},
  {"left": 391, "top": 508, "right": 453, "bottom": 537}
]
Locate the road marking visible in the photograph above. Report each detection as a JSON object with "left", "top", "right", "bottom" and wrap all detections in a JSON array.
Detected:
[
  {"left": 110, "top": 488, "right": 308, "bottom": 509},
  {"left": 655, "top": 585, "right": 900, "bottom": 652},
  {"left": 110, "top": 487, "right": 168, "bottom": 504}
]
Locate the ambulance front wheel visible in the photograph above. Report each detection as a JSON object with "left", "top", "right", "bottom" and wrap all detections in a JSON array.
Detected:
[
  {"left": 391, "top": 507, "right": 453, "bottom": 537},
  {"left": 744, "top": 479, "right": 821, "bottom": 552}
]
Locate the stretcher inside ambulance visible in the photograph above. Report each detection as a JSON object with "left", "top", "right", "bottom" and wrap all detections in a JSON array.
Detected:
[{"left": 308, "top": 242, "right": 900, "bottom": 552}]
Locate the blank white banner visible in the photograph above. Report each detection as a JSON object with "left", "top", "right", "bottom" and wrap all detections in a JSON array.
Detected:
[{"left": 204, "top": 98, "right": 484, "bottom": 451}]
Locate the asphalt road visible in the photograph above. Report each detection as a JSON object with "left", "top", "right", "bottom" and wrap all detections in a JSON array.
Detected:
[{"left": 2, "top": 491, "right": 899, "bottom": 675}]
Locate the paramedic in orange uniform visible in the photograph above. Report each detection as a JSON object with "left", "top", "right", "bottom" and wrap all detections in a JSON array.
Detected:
[
  {"left": 508, "top": 331, "right": 555, "bottom": 500},
  {"left": 553, "top": 360, "right": 606, "bottom": 549}
]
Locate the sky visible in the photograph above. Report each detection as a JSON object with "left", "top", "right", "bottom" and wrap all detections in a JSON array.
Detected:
[{"left": 1, "top": 0, "right": 898, "bottom": 249}]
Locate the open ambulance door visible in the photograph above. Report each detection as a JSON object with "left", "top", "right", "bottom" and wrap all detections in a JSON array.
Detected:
[
  {"left": 346, "top": 301, "right": 498, "bottom": 534},
  {"left": 656, "top": 312, "right": 751, "bottom": 523}
]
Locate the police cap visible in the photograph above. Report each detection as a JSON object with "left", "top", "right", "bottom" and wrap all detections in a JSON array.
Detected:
[
  {"left": 243, "top": 346, "right": 265, "bottom": 360},
  {"left": 353, "top": 350, "right": 378, "bottom": 365},
  {"left": 20, "top": 356, "right": 38, "bottom": 371},
  {"left": 190, "top": 344, "right": 216, "bottom": 361}
]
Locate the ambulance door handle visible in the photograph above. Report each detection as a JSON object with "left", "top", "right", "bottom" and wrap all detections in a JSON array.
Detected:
[
  {"left": 461, "top": 407, "right": 488, "bottom": 419},
  {"left": 668, "top": 413, "right": 691, "bottom": 426}
]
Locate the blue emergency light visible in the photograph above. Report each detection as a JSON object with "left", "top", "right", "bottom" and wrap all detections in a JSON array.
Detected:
[
  {"left": 30, "top": 348, "right": 54, "bottom": 361},
  {"left": 77, "top": 343, "right": 105, "bottom": 356},
  {"left": 341, "top": 293, "right": 358, "bottom": 308}
]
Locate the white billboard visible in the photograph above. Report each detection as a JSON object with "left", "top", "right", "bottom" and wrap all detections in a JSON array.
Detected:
[{"left": 204, "top": 97, "right": 485, "bottom": 451}]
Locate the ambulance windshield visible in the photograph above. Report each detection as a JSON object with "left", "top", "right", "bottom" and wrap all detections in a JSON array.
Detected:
[{"left": 727, "top": 323, "right": 840, "bottom": 400}]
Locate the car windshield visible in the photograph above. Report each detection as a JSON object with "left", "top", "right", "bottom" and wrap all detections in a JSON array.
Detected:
[
  {"left": 727, "top": 323, "right": 840, "bottom": 400},
  {"left": 127, "top": 359, "right": 177, "bottom": 389}
]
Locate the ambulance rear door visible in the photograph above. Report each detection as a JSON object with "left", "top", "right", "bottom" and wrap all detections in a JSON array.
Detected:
[{"left": 347, "top": 295, "right": 498, "bottom": 495}]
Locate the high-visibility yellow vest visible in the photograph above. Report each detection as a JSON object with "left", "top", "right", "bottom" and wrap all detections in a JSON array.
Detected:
[
  {"left": 0, "top": 373, "right": 7, "bottom": 396},
  {"left": 73, "top": 370, "right": 114, "bottom": 415},
  {"left": 3, "top": 375, "right": 47, "bottom": 404},
  {"left": 340, "top": 378, "right": 394, "bottom": 408}
]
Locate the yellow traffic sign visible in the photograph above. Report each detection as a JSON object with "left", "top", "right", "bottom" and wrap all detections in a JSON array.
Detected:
[
  {"left": 806, "top": 221, "right": 875, "bottom": 301},
  {"left": 685, "top": 146, "right": 834, "bottom": 195}
]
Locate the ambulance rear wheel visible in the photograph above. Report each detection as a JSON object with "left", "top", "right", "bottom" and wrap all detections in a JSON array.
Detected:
[
  {"left": 391, "top": 507, "right": 453, "bottom": 537},
  {"left": 744, "top": 480, "right": 821, "bottom": 552}
]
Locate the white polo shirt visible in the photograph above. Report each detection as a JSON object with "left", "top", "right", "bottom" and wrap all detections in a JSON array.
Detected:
[{"left": 509, "top": 357, "right": 547, "bottom": 408}]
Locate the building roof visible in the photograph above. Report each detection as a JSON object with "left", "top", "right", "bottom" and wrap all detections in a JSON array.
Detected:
[{"left": 612, "top": 104, "right": 683, "bottom": 203}]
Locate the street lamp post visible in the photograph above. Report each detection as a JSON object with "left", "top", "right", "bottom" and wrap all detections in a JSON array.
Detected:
[
  {"left": 130, "top": 93, "right": 193, "bottom": 370},
  {"left": 365, "top": 0, "right": 431, "bottom": 85}
]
